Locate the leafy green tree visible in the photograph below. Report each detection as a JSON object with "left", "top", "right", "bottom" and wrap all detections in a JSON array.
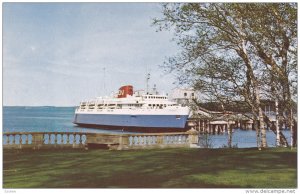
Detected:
[
  {"left": 233, "top": 3, "right": 297, "bottom": 147},
  {"left": 154, "top": 3, "right": 296, "bottom": 148}
]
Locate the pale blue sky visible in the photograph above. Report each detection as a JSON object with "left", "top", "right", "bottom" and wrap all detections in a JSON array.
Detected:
[{"left": 3, "top": 3, "right": 180, "bottom": 106}]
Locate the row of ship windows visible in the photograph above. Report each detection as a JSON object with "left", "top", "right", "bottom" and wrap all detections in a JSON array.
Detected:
[
  {"left": 144, "top": 96, "right": 167, "bottom": 99},
  {"left": 82, "top": 104, "right": 141, "bottom": 107},
  {"left": 81, "top": 104, "right": 174, "bottom": 107},
  {"left": 148, "top": 104, "right": 167, "bottom": 107},
  {"left": 80, "top": 96, "right": 168, "bottom": 106},
  {"left": 80, "top": 104, "right": 174, "bottom": 109}
]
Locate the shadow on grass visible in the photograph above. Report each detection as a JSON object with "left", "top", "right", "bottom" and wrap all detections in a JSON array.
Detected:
[{"left": 3, "top": 148, "right": 297, "bottom": 188}]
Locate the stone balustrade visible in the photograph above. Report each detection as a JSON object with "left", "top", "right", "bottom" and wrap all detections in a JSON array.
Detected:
[
  {"left": 3, "top": 132, "right": 87, "bottom": 149},
  {"left": 3, "top": 129, "right": 199, "bottom": 150}
]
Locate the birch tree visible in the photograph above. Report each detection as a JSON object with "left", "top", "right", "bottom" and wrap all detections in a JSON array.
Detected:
[
  {"left": 232, "top": 3, "right": 297, "bottom": 147},
  {"left": 154, "top": 3, "right": 296, "bottom": 148}
]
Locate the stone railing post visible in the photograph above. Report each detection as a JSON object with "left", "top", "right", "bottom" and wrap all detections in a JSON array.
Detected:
[
  {"left": 156, "top": 135, "right": 164, "bottom": 146},
  {"left": 72, "top": 134, "right": 79, "bottom": 148},
  {"left": 16, "top": 135, "right": 22, "bottom": 149},
  {"left": 32, "top": 133, "right": 44, "bottom": 149},
  {"left": 117, "top": 135, "right": 129, "bottom": 150},
  {"left": 187, "top": 128, "right": 199, "bottom": 148}
]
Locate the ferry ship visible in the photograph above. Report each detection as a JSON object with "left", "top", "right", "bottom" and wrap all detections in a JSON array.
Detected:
[{"left": 73, "top": 85, "right": 190, "bottom": 130}]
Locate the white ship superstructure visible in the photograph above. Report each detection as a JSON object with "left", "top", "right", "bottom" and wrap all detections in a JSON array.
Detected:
[{"left": 74, "top": 85, "right": 190, "bottom": 129}]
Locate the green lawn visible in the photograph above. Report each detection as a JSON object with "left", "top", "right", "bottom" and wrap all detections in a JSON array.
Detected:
[{"left": 3, "top": 148, "right": 297, "bottom": 188}]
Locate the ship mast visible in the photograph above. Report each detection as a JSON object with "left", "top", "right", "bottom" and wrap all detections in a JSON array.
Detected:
[
  {"left": 146, "top": 73, "right": 150, "bottom": 94},
  {"left": 103, "top": 67, "right": 106, "bottom": 95}
]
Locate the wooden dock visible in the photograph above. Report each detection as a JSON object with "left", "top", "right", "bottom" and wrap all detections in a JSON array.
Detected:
[
  {"left": 3, "top": 129, "right": 199, "bottom": 150},
  {"left": 187, "top": 117, "right": 255, "bottom": 135}
]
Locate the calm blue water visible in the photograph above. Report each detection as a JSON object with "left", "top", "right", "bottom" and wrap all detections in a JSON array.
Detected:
[
  {"left": 3, "top": 106, "right": 291, "bottom": 148},
  {"left": 3, "top": 106, "right": 125, "bottom": 134}
]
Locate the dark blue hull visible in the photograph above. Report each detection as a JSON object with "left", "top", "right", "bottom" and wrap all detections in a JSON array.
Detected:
[{"left": 74, "top": 113, "right": 189, "bottom": 129}]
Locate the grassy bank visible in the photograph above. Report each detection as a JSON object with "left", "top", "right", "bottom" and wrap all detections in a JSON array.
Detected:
[{"left": 3, "top": 148, "right": 297, "bottom": 188}]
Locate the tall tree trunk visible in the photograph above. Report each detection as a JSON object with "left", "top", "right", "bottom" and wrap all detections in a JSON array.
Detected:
[
  {"left": 227, "top": 122, "right": 232, "bottom": 148},
  {"left": 263, "top": 112, "right": 289, "bottom": 147},
  {"left": 282, "top": 77, "right": 295, "bottom": 148},
  {"left": 293, "top": 119, "right": 297, "bottom": 147},
  {"left": 253, "top": 119, "right": 261, "bottom": 150},
  {"left": 238, "top": 39, "right": 267, "bottom": 148},
  {"left": 290, "top": 109, "right": 294, "bottom": 148},
  {"left": 259, "top": 107, "right": 267, "bottom": 147},
  {"left": 254, "top": 83, "right": 267, "bottom": 148},
  {"left": 275, "top": 99, "right": 280, "bottom": 146}
]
